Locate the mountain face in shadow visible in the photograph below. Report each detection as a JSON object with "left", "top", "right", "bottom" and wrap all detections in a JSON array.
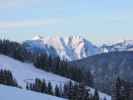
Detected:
[{"left": 71, "top": 51, "right": 133, "bottom": 94}]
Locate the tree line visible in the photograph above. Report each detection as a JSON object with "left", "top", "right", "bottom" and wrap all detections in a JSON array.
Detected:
[
  {"left": 0, "top": 39, "right": 29, "bottom": 61},
  {"left": 0, "top": 69, "right": 18, "bottom": 87},
  {"left": 26, "top": 78, "right": 101, "bottom": 100},
  {"left": 33, "top": 54, "right": 87, "bottom": 83}
]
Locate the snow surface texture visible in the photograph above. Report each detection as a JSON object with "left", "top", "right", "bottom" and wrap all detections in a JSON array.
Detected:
[
  {"left": 0, "top": 55, "right": 111, "bottom": 100},
  {"left": 24, "top": 35, "right": 100, "bottom": 61},
  {"left": 0, "top": 85, "right": 67, "bottom": 100}
]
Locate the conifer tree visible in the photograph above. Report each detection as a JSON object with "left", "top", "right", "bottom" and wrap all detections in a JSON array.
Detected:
[
  {"left": 47, "top": 82, "right": 53, "bottom": 95},
  {"left": 0, "top": 69, "right": 18, "bottom": 87},
  {"left": 55, "top": 85, "right": 61, "bottom": 97},
  {"left": 93, "top": 89, "right": 99, "bottom": 100},
  {"left": 115, "top": 77, "right": 122, "bottom": 100},
  {"left": 41, "top": 79, "right": 47, "bottom": 93}
]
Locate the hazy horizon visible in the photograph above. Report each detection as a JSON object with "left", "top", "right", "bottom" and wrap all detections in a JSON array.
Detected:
[{"left": 0, "top": 33, "right": 132, "bottom": 46}]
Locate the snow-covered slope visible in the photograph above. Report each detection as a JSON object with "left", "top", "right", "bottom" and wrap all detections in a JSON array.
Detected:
[
  {"left": 0, "top": 85, "right": 111, "bottom": 100},
  {"left": 101, "top": 40, "right": 133, "bottom": 53},
  {"left": 0, "top": 85, "right": 67, "bottom": 100},
  {"left": 23, "top": 36, "right": 100, "bottom": 61},
  {"left": 0, "top": 55, "right": 70, "bottom": 88},
  {"left": 0, "top": 55, "right": 111, "bottom": 100}
]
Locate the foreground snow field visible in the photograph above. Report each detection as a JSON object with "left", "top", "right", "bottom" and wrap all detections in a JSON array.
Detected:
[
  {"left": 0, "top": 85, "right": 67, "bottom": 100},
  {"left": 0, "top": 55, "right": 111, "bottom": 100}
]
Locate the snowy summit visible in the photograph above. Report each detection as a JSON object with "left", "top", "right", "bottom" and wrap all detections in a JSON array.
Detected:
[{"left": 24, "top": 35, "right": 100, "bottom": 61}]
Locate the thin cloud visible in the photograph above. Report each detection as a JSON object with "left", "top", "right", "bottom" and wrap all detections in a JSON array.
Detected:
[
  {"left": 0, "top": 0, "right": 46, "bottom": 8},
  {"left": 0, "top": 19, "right": 62, "bottom": 29},
  {"left": 0, "top": 0, "right": 23, "bottom": 8}
]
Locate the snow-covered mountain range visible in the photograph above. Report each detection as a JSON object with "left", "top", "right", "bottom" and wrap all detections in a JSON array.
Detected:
[
  {"left": 23, "top": 35, "right": 100, "bottom": 61},
  {"left": 23, "top": 36, "right": 133, "bottom": 61},
  {"left": 101, "top": 40, "right": 133, "bottom": 53}
]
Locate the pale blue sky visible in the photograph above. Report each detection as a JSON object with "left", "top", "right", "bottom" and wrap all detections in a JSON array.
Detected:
[{"left": 0, "top": 0, "right": 133, "bottom": 44}]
